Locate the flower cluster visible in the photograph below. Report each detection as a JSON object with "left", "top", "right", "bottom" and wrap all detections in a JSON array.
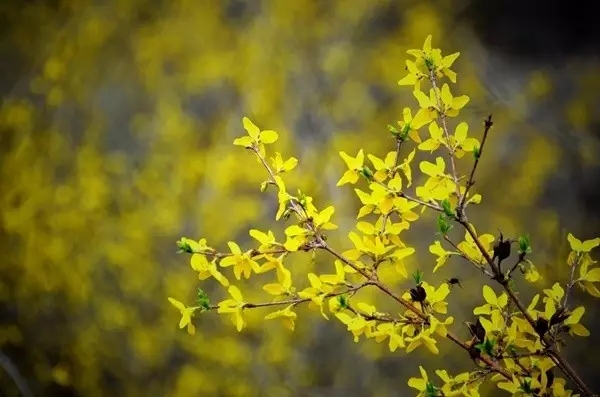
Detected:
[{"left": 170, "top": 36, "right": 599, "bottom": 397}]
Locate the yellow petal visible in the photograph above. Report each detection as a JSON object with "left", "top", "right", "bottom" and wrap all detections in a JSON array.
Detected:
[
  {"left": 260, "top": 129, "right": 279, "bottom": 144},
  {"left": 454, "top": 122, "right": 468, "bottom": 142},
  {"left": 242, "top": 117, "right": 260, "bottom": 139}
]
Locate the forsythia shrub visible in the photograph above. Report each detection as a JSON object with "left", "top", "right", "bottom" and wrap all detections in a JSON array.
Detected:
[{"left": 171, "top": 36, "right": 599, "bottom": 397}]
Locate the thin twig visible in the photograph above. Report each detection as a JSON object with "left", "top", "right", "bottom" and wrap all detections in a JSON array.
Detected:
[
  {"left": 443, "top": 235, "right": 495, "bottom": 278},
  {"left": 459, "top": 114, "right": 493, "bottom": 209},
  {"left": 319, "top": 240, "right": 512, "bottom": 380},
  {"left": 457, "top": 220, "right": 595, "bottom": 396},
  {"left": 0, "top": 351, "right": 33, "bottom": 397}
]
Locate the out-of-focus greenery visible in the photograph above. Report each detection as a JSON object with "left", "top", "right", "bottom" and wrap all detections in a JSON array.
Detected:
[{"left": 1, "top": 1, "right": 599, "bottom": 396}]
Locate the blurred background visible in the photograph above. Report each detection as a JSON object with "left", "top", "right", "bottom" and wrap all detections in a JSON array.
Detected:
[{"left": 1, "top": 0, "right": 599, "bottom": 396}]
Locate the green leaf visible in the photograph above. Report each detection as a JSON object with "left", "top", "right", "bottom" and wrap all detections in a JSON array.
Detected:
[
  {"left": 518, "top": 234, "right": 532, "bottom": 254},
  {"left": 475, "top": 338, "right": 495, "bottom": 356},
  {"left": 337, "top": 294, "right": 349, "bottom": 309},
  {"left": 473, "top": 145, "right": 481, "bottom": 160},
  {"left": 176, "top": 239, "right": 194, "bottom": 254},
  {"left": 436, "top": 214, "right": 452, "bottom": 235},
  {"left": 441, "top": 199, "right": 454, "bottom": 217},
  {"left": 387, "top": 124, "right": 399, "bottom": 136},
  {"left": 425, "top": 382, "right": 438, "bottom": 397},
  {"left": 359, "top": 166, "right": 374, "bottom": 181},
  {"left": 520, "top": 378, "right": 533, "bottom": 394},
  {"left": 197, "top": 288, "right": 211, "bottom": 311},
  {"left": 412, "top": 269, "right": 423, "bottom": 285}
]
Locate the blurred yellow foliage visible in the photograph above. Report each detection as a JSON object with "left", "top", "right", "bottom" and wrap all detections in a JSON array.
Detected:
[{"left": 1, "top": 0, "right": 599, "bottom": 396}]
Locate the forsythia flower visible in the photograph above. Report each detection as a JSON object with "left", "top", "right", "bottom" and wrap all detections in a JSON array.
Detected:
[
  {"left": 337, "top": 149, "right": 365, "bottom": 186},
  {"left": 473, "top": 285, "right": 508, "bottom": 315},
  {"left": 233, "top": 117, "right": 279, "bottom": 157},
  {"left": 217, "top": 286, "right": 246, "bottom": 332},
  {"left": 450, "top": 121, "right": 480, "bottom": 158},
  {"left": 168, "top": 297, "right": 196, "bottom": 335},
  {"left": 398, "top": 35, "right": 460, "bottom": 91},
  {"left": 220, "top": 241, "right": 261, "bottom": 280},
  {"left": 430, "top": 241, "right": 453, "bottom": 272},
  {"left": 457, "top": 227, "right": 494, "bottom": 264},
  {"left": 567, "top": 233, "right": 600, "bottom": 253},
  {"left": 190, "top": 253, "right": 229, "bottom": 287},
  {"left": 270, "top": 152, "right": 298, "bottom": 173},
  {"left": 414, "top": 84, "right": 469, "bottom": 119},
  {"left": 417, "top": 121, "right": 445, "bottom": 153},
  {"left": 264, "top": 305, "right": 297, "bottom": 331},
  {"left": 397, "top": 107, "right": 432, "bottom": 143},
  {"left": 334, "top": 312, "right": 375, "bottom": 342}
]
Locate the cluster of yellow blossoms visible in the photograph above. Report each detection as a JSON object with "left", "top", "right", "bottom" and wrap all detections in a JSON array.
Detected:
[{"left": 170, "top": 36, "right": 599, "bottom": 397}]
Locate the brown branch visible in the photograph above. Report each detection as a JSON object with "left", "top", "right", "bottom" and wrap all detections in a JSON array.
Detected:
[
  {"left": 319, "top": 240, "right": 512, "bottom": 380},
  {"left": 459, "top": 114, "right": 493, "bottom": 209},
  {"left": 456, "top": 220, "right": 595, "bottom": 396}
]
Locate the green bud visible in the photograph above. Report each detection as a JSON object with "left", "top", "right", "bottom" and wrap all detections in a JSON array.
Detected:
[
  {"left": 197, "top": 288, "right": 210, "bottom": 311},
  {"left": 412, "top": 269, "right": 423, "bottom": 285},
  {"left": 475, "top": 338, "right": 495, "bottom": 356},
  {"left": 473, "top": 145, "right": 481, "bottom": 160},
  {"left": 337, "top": 294, "right": 349, "bottom": 309},
  {"left": 441, "top": 199, "right": 454, "bottom": 218},
  {"left": 176, "top": 239, "right": 194, "bottom": 254},
  {"left": 399, "top": 123, "right": 410, "bottom": 142},
  {"left": 424, "top": 382, "right": 438, "bottom": 397},
  {"left": 436, "top": 214, "right": 452, "bottom": 235},
  {"left": 359, "top": 166, "right": 374, "bottom": 181},
  {"left": 424, "top": 56, "right": 435, "bottom": 71},
  {"left": 518, "top": 234, "right": 532, "bottom": 254}
]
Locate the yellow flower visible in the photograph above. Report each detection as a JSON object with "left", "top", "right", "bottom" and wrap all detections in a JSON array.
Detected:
[
  {"left": 408, "top": 366, "right": 433, "bottom": 396},
  {"left": 356, "top": 218, "right": 409, "bottom": 247},
  {"left": 168, "top": 297, "right": 196, "bottom": 335},
  {"left": 263, "top": 267, "right": 293, "bottom": 296},
  {"left": 473, "top": 285, "right": 508, "bottom": 315},
  {"left": 220, "top": 241, "right": 261, "bottom": 280},
  {"left": 337, "top": 149, "right": 365, "bottom": 186},
  {"left": 417, "top": 121, "right": 445, "bottom": 153},
  {"left": 270, "top": 152, "right": 298, "bottom": 173},
  {"left": 249, "top": 228, "right": 278, "bottom": 252},
  {"left": 354, "top": 188, "right": 378, "bottom": 218},
  {"left": 567, "top": 233, "right": 600, "bottom": 253},
  {"left": 422, "top": 282, "right": 450, "bottom": 314},
  {"left": 311, "top": 205, "right": 338, "bottom": 231},
  {"left": 414, "top": 84, "right": 469, "bottom": 118},
  {"left": 334, "top": 312, "right": 375, "bottom": 342},
  {"left": 429, "top": 241, "right": 453, "bottom": 272},
  {"left": 406, "top": 328, "right": 439, "bottom": 354},
  {"left": 564, "top": 306, "right": 590, "bottom": 337},
  {"left": 190, "top": 254, "right": 229, "bottom": 287},
  {"left": 398, "top": 35, "right": 460, "bottom": 90},
  {"left": 264, "top": 305, "right": 297, "bottom": 331},
  {"left": 397, "top": 148, "right": 417, "bottom": 187},
  {"left": 320, "top": 260, "right": 346, "bottom": 285},
  {"left": 372, "top": 323, "right": 405, "bottom": 352},
  {"left": 397, "top": 107, "right": 432, "bottom": 143},
  {"left": 298, "top": 273, "right": 332, "bottom": 319},
  {"left": 416, "top": 157, "right": 456, "bottom": 201},
  {"left": 368, "top": 151, "right": 397, "bottom": 182},
  {"left": 233, "top": 116, "right": 279, "bottom": 148},
  {"left": 273, "top": 175, "right": 291, "bottom": 221},
  {"left": 439, "top": 84, "right": 470, "bottom": 117},
  {"left": 457, "top": 227, "right": 494, "bottom": 264},
  {"left": 217, "top": 286, "right": 246, "bottom": 332},
  {"left": 450, "top": 121, "right": 480, "bottom": 158}
]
